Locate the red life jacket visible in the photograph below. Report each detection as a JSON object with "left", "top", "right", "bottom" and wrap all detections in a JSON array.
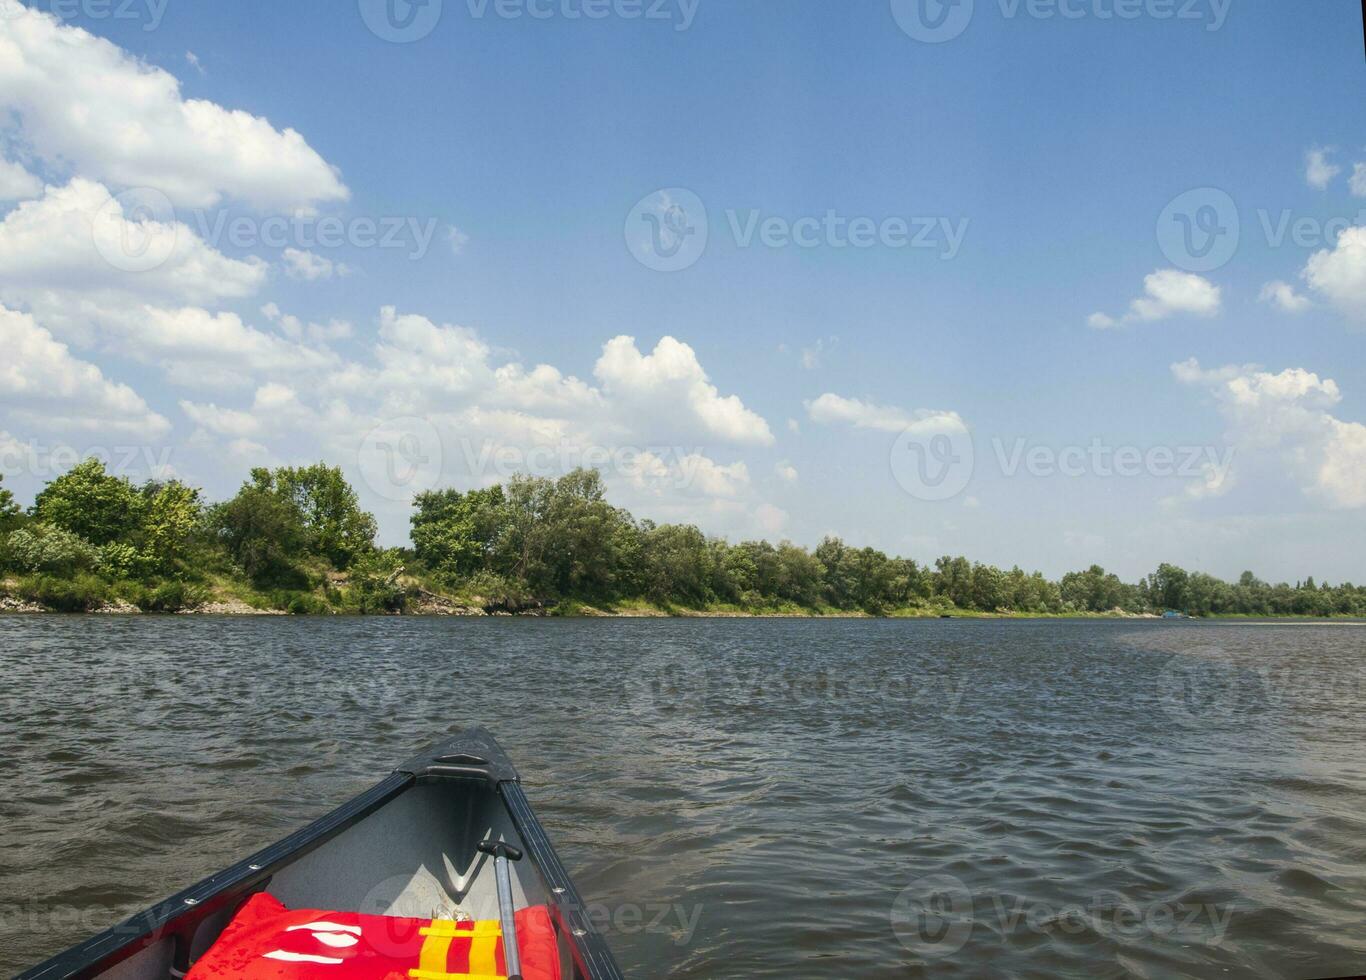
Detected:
[{"left": 185, "top": 892, "right": 561, "bottom": 980}]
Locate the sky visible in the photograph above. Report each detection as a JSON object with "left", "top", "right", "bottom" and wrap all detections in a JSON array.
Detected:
[{"left": 0, "top": 0, "right": 1363, "bottom": 582}]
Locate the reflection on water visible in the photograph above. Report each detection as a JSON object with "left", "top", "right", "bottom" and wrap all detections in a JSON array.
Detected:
[{"left": 1, "top": 617, "right": 1364, "bottom": 978}]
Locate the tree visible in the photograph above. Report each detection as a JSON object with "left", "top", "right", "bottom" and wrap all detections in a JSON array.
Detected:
[
  {"left": 639, "top": 523, "right": 713, "bottom": 605},
  {"left": 1149, "top": 563, "right": 1190, "bottom": 612},
  {"left": 208, "top": 484, "right": 308, "bottom": 585},
  {"left": 32, "top": 459, "right": 145, "bottom": 546},
  {"left": 142, "top": 481, "right": 203, "bottom": 571},
  {"left": 1060, "top": 564, "right": 1125, "bottom": 612},
  {"left": 492, "top": 470, "right": 633, "bottom": 597},
  {"left": 250, "top": 464, "right": 377, "bottom": 569},
  {"left": 933, "top": 555, "right": 974, "bottom": 608},
  {"left": 0, "top": 474, "right": 19, "bottom": 528},
  {"left": 411, "top": 485, "right": 507, "bottom": 576}
]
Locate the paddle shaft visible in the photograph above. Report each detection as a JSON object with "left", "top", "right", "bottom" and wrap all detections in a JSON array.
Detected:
[{"left": 479, "top": 840, "right": 524, "bottom": 980}]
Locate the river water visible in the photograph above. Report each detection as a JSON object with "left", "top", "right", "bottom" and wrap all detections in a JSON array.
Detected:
[{"left": 1, "top": 617, "right": 1364, "bottom": 978}]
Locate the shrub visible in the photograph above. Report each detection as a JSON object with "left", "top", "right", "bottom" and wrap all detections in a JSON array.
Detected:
[
  {"left": 17, "top": 574, "right": 110, "bottom": 612},
  {"left": 98, "top": 543, "right": 158, "bottom": 580},
  {"left": 4, "top": 525, "right": 101, "bottom": 575},
  {"left": 348, "top": 549, "right": 409, "bottom": 614},
  {"left": 139, "top": 580, "right": 209, "bottom": 613}
]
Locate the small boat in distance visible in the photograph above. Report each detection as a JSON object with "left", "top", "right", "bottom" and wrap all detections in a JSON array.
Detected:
[{"left": 20, "top": 730, "right": 625, "bottom": 980}]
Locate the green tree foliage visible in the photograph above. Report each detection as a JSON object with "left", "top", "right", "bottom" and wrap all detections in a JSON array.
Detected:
[
  {"left": 142, "top": 481, "right": 203, "bottom": 571},
  {"left": 347, "top": 548, "right": 409, "bottom": 613},
  {"left": 1060, "top": 565, "right": 1132, "bottom": 612},
  {"left": 3, "top": 524, "right": 102, "bottom": 575},
  {"left": 492, "top": 470, "right": 636, "bottom": 597},
  {"left": 208, "top": 483, "right": 310, "bottom": 585},
  {"left": 6, "top": 459, "right": 1365, "bottom": 618},
  {"left": 1149, "top": 562, "right": 1190, "bottom": 612},
  {"left": 32, "top": 459, "right": 146, "bottom": 546},
  {"left": 411, "top": 485, "right": 507, "bottom": 577},
  {"left": 0, "top": 474, "right": 19, "bottom": 529},
  {"left": 250, "top": 464, "right": 377, "bottom": 569}
]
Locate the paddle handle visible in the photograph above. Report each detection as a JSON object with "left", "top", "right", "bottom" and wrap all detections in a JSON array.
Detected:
[{"left": 478, "top": 840, "right": 524, "bottom": 980}]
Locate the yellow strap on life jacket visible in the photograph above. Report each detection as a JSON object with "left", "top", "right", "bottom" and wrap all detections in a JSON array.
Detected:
[{"left": 408, "top": 920, "right": 506, "bottom": 980}]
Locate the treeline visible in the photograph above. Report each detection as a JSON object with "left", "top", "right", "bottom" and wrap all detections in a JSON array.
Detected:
[{"left": 1, "top": 462, "right": 1363, "bottom": 617}]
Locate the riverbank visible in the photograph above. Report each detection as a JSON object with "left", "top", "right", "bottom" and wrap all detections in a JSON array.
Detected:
[
  {"left": 0, "top": 582, "right": 1253, "bottom": 619},
  {"left": 0, "top": 577, "right": 1161, "bottom": 618},
  {"left": 3, "top": 576, "right": 1359, "bottom": 620}
]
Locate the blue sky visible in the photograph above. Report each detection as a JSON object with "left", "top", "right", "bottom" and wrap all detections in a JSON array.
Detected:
[{"left": 0, "top": 0, "right": 1363, "bottom": 581}]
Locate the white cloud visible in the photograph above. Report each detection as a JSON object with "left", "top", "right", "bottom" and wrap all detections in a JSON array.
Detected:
[
  {"left": 755, "top": 503, "right": 789, "bottom": 534},
  {"left": 1175, "top": 358, "right": 1366, "bottom": 509},
  {"left": 261, "top": 303, "right": 353, "bottom": 344},
  {"left": 594, "top": 335, "right": 774, "bottom": 445},
  {"left": 0, "top": 157, "right": 41, "bottom": 201},
  {"left": 0, "top": 304, "right": 168, "bottom": 436},
  {"left": 1128, "top": 269, "right": 1222, "bottom": 321},
  {"left": 798, "top": 337, "right": 836, "bottom": 370},
  {"left": 282, "top": 247, "right": 347, "bottom": 281},
  {"left": 1259, "top": 280, "right": 1312, "bottom": 314},
  {"left": 0, "top": 179, "right": 266, "bottom": 315},
  {"left": 185, "top": 51, "right": 205, "bottom": 75},
  {"left": 179, "top": 399, "right": 260, "bottom": 438},
  {"left": 806, "top": 393, "right": 964, "bottom": 435},
  {"left": 787, "top": 418, "right": 800, "bottom": 434},
  {"left": 775, "top": 461, "right": 798, "bottom": 482},
  {"left": 1305, "top": 146, "right": 1341, "bottom": 190},
  {"left": 623, "top": 452, "right": 751, "bottom": 499},
  {"left": 1302, "top": 225, "right": 1366, "bottom": 322},
  {"left": 0, "top": 8, "right": 347, "bottom": 211},
  {"left": 1091, "top": 269, "right": 1222, "bottom": 326},
  {"left": 1351, "top": 162, "right": 1366, "bottom": 198}
]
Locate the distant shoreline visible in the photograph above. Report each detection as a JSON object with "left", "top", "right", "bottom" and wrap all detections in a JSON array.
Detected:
[{"left": 3, "top": 594, "right": 1362, "bottom": 622}]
